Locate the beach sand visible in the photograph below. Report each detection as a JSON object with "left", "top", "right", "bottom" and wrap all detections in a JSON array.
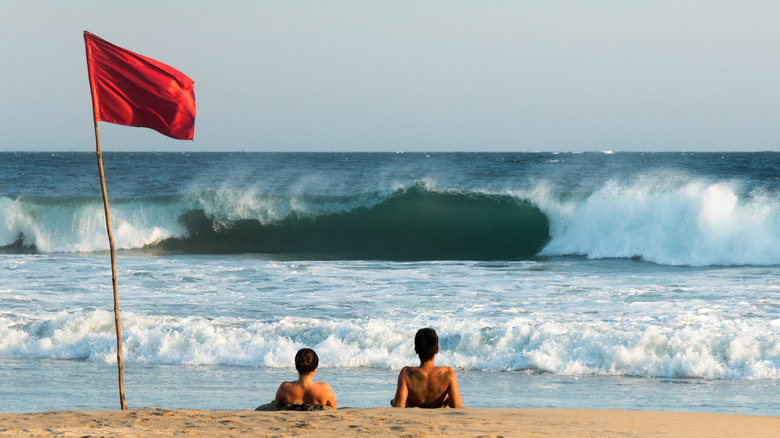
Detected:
[{"left": 0, "top": 408, "right": 777, "bottom": 437}]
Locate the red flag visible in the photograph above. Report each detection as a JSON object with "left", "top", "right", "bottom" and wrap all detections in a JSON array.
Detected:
[{"left": 84, "top": 31, "right": 196, "bottom": 140}]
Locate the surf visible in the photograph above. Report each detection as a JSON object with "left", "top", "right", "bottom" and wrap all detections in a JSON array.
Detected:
[
  {"left": 2, "top": 309, "right": 776, "bottom": 379},
  {"left": 536, "top": 173, "right": 780, "bottom": 266},
  {"left": 0, "top": 184, "right": 551, "bottom": 261},
  {"left": 5, "top": 160, "right": 780, "bottom": 265},
  {"left": 161, "top": 184, "right": 550, "bottom": 260}
]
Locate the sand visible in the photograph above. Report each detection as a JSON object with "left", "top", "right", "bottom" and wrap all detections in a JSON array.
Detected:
[{"left": 0, "top": 408, "right": 777, "bottom": 437}]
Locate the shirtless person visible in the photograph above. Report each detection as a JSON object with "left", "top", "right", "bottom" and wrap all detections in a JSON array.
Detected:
[
  {"left": 273, "top": 348, "right": 337, "bottom": 410},
  {"left": 391, "top": 328, "right": 463, "bottom": 408}
]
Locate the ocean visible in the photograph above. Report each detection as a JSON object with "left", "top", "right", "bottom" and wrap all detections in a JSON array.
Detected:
[{"left": 0, "top": 152, "right": 777, "bottom": 414}]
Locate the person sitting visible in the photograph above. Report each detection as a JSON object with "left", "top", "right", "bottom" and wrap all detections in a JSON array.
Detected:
[
  {"left": 256, "top": 348, "right": 337, "bottom": 411},
  {"left": 391, "top": 327, "right": 463, "bottom": 408}
]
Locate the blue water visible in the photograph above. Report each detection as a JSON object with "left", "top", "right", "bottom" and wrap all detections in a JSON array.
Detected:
[{"left": 0, "top": 152, "right": 778, "bottom": 414}]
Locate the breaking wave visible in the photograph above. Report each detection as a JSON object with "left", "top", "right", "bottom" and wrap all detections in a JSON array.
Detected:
[
  {"left": 3, "top": 174, "right": 780, "bottom": 265},
  {"left": 1, "top": 310, "right": 777, "bottom": 379},
  {"left": 0, "top": 184, "right": 549, "bottom": 260}
]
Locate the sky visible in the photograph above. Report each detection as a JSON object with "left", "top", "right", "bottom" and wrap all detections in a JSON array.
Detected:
[{"left": 1, "top": 1, "right": 779, "bottom": 152}]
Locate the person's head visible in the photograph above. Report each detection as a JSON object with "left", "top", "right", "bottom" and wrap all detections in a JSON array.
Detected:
[
  {"left": 414, "top": 327, "right": 439, "bottom": 362},
  {"left": 295, "top": 348, "right": 319, "bottom": 375}
]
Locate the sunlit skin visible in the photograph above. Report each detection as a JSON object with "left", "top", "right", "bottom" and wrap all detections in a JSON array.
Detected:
[
  {"left": 274, "top": 368, "right": 337, "bottom": 409},
  {"left": 391, "top": 346, "right": 463, "bottom": 408}
]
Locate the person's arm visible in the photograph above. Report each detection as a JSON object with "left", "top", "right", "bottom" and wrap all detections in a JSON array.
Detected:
[
  {"left": 446, "top": 369, "right": 463, "bottom": 408},
  {"left": 274, "top": 383, "right": 288, "bottom": 408},
  {"left": 323, "top": 383, "right": 338, "bottom": 409},
  {"left": 391, "top": 368, "right": 409, "bottom": 408}
]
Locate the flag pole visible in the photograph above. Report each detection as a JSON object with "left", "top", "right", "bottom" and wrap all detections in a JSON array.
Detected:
[
  {"left": 92, "top": 122, "right": 128, "bottom": 411},
  {"left": 85, "top": 32, "right": 127, "bottom": 410}
]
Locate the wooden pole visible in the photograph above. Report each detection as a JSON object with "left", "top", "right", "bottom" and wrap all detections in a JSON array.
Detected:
[
  {"left": 93, "top": 122, "right": 127, "bottom": 410},
  {"left": 86, "top": 31, "right": 126, "bottom": 410}
]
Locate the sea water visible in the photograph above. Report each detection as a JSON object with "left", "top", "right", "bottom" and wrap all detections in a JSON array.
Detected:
[{"left": 0, "top": 152, "right": 778, "bottom": 414}]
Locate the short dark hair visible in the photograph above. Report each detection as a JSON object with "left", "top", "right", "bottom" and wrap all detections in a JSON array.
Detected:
[
  {"left": 295, "top": 348, "right": 319, "bottom": 374},
  {"left": 414, "top": 328, "right": 439, "bottom": 361}
]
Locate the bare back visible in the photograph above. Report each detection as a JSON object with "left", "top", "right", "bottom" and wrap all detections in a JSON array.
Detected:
[
  {"left": 392, "top": 362, "right": 462, "bottom": 408},
  {"left": 275, "top": 378, "right": 337, "bottom": 409}
]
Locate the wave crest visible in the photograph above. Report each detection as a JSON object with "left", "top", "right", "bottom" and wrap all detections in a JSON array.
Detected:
[{"left": 0, "top": 185, "right": 551, "bottom": 261}]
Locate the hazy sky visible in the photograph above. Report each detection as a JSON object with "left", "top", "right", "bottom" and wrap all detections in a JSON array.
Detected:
[{"left": 1, "top": 1, "right": 779, "bottom": 152}]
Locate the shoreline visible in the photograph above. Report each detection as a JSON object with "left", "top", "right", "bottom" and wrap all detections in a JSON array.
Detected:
[{"left": 0, "top": 408, "right": 777, "bottom": 437}]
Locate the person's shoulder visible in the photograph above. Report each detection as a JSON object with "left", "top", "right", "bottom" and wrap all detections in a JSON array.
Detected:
[
  {"left": 277, "top": 380, "right": 298, "bottom": 391},
  {"left": 437, "top": 366, "right": 457, "bottom": 377},
  {"left": 396, "top": 366, "right": 416, "bottom": 381},
  {"left": 315, "top": 381, "right": 334, "bottom": 391},
  {"left": 398, "top": 366, "right": 413, "bottom": 375}
]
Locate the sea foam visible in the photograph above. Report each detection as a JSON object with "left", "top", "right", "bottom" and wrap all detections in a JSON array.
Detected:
[
  {"left": 535, "top": 174, "right": 780, "bottom": 266},
  {"left": 2, "top": 310, "right": 777, "bottom": 379}
]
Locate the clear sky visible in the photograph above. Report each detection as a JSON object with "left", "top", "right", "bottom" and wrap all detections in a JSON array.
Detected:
[{"left": 1, "top": 1, "right": 779, "bottom": 152}]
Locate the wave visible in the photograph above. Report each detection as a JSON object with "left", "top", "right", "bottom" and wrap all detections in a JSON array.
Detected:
[
  {"left": 532, "top": 173, "right": 780, "bottom": 266},
  {"left": 0, "top": 194, "right": 188, "bottom": 254},
  {"left": 0, "top": 184, "right": 550, "bottom": 261},
  {"left": 162, "top": 185, "right": 549, "bottom": 260},
  {"left": 4, "top": 174, "right": 780, "bottom": 265},
  {"left": 2, "top": 310, "right": 777, "bottom": 379}
]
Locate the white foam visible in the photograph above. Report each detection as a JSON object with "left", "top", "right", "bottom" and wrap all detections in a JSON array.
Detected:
[
  {"left": 0, "top": 196, "right": 188, "bottom": 253},
  {"left": 531, "top": 174, "right": 780, "bottom": 266},
  {"left": 2, "top": 310, "right": 777, "bottom": 379}
]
